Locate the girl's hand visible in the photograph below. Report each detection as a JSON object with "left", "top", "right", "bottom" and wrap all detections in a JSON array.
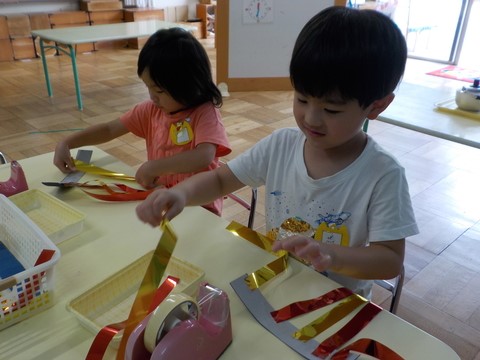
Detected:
[
  {"left": 272, "top": 235, "right": 333, "bottom": 272},
  {"left": 135, "top": 161, "right": 160, "bottom": 189},
  {"left": 136, "top": 188, "right": 186, "bottom": 226},
  {"left": 53, "top": 142, "right": 76, "bottom": 173}
]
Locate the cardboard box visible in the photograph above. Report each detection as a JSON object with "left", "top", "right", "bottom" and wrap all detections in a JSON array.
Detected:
[
  {"left": 29, "top": 14, "right": 53, "bottom": 58},
  {"left": 7, "top": 15, "right": 32, "bottom": 38},
  {"left": 88, "top": 10, "right": 125, "bottom": 49},
  {"left": 124, "top": 8, "right": 165, "bottom": 49},
  {"left": 29, "top": 13, "right": 51, "bottom": 30},
  {"left": 88, "top": 10, "right": 124, "bottom": 24},
  {"left": 80, "top": 1, "right": 123, "bottom": 12},
  {"left": 11, "top": 37, "right": 35, "bottom": 60},
  {"left": 49, "top": 12, "right": 93, "bottom": 53},
  {"left": 0, "top": 39, "right": 14, "bottom": 61},
  {"left": 123, "top": 8, "right": 165, "bottom": 22},
  {"left": 0, "top": 16, "right": 9, "bottom": 39},
  {"left": 49, "top": 11, "right": 89, "bottom": 26}
]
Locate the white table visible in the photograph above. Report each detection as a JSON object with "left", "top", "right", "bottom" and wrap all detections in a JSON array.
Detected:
[
  {"left": 0, "top": 147, "right": 460, "bottom": 359},
  {"left": 378, "top": 81, "right": 480, "bottom": 149},
  {"left": 31, "top": 20, "right": 194, "bottom": 111}
]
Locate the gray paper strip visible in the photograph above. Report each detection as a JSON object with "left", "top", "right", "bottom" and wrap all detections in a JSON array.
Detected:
[
  {"left": 230, "top": 275, "right": 320, "bottom": 359},
  {"left": 60, "top": 149, "right": 93, "bottom": 184}
]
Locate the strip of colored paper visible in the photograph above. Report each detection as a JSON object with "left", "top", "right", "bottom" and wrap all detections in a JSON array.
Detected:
[
  {"left": 294, "top": 295, "right": 366, "bottom": 341},
  {"left": 271, "top": 287, "right": 353, "bottom": 322},
  {"left": 245, "top": 255, "right": 289, "bottom": 290},
  {"left": 331, "top": 338, "right": 404, "bottom": 360},
  {"left": 74, "top": 160, "right": 136, "bottom": 181},
  {"left": 226, "top": 221, "right": 275, "bottom": 253},
  {"left": 312, "top": 302, "right": 383, "bottom": 358},
  {"left": 86, "top": 276, "right": 179, "bottom": 360},
  {"left": 79, "top": 182, "right": 155, "bottom": 201},
  {"left": 115, "top": 220, "right": 178, "bottom": 360}
]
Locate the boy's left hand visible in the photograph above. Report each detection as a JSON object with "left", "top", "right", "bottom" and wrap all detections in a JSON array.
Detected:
[{"left": 272, "top": 236, "right": 333, "bottom": 272}]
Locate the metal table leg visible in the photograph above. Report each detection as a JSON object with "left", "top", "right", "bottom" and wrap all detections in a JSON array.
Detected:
[
  {"left": 38, "top": 38, "right": 53, "bottom": 98},
  {"left": 67, "top": 44, "right": 83, "bottom": 111}
]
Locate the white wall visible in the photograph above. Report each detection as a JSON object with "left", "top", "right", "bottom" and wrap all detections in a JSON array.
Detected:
[
  {"left": 228, "top": 0, "right": 334, "bottom": 78},
  {"left": 0, "top": 0, "right": 198, "bottom": 18}
]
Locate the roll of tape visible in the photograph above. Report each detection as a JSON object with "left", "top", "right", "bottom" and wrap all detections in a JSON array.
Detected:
[{"left": 144, "top": 293, "right": 199, "bottom": 353}]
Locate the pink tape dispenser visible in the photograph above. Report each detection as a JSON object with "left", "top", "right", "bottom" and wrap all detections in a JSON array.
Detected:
[
  {"left": 0, "top": 160, "right": 29, "bottom": 197},
  {"left": 125, "top": 282, "right": 232, "bottom": 360}
]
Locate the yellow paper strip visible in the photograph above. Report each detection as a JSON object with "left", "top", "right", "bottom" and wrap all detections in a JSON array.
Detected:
[
  {"left": 116, "top": 220, "right": 177, "bottom": 359},
  {"left": 293, "top": 294, "right": 366, "bottom": 341},
  {"left": 245, "top": 255, "right": 289, "bottom": 290},
  {"left": 74, "top": 160, "right": 136, "bottom": 181},
  {"left": 226, "top": 221, "right": 275, "bottom": 253}
]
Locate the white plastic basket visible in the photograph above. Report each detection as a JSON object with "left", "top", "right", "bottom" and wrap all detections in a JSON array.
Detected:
[
  {"left": 0, "top": 194, "right": 61, "bottom": 331},
  {"left": 9, "top": 189, "right": 86, "bottom": 244},
  {"left": 67, "top": 252, "right": 204, "bottom": 348}
]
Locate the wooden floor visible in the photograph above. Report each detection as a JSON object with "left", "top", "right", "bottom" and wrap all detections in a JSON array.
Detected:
[{"left": 1, "top": 38, "right": 480, "bottom": 359}]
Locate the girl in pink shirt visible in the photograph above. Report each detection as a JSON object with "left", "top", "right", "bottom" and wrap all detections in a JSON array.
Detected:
[{"left": 54, "top": 28, "right": 231, "bottom": 215}]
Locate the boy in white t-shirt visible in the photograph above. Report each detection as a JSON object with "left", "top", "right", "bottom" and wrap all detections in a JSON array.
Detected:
[{"left": 135, "top": 6, "right": 419, "bottom": 298}]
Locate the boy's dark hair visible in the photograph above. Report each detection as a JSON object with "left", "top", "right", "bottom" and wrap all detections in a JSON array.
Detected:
[
  {"left": 138, "top": 28, "right": 222, "bottom": 108},
  {"left": 290, "top": 6, "right": 407, "bottom": 108}
]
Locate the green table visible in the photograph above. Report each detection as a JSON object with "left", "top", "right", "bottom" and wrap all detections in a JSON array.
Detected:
[{"left": 31, "top": 20, "right": 194, "bottom": 110}]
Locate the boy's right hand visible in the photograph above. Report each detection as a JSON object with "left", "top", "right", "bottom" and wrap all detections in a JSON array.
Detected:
[
  {"left": 53, "top": 142, "right": 76, "bottom": 173},
  {"left": 136, "top": 188, "right": 186, "bottom": 227}
]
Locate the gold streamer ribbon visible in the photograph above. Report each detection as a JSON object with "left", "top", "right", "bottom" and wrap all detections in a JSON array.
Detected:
[
  {"left": 226, "top": 221, "right": 275, "bottom": 253},
  {"left": 86, "top": 276, "right": 179, "bottom": 360},
  {"left": 226, "top": 221, "right": 289, "bottom": 290},
  {"left": 312, "top": 302, "right": 383, "bottom": 358},
  {"left": 245, "top": 255, "right": 289, "bottom": 290},
  {"left": 293, "top": 294, "right": 367, "bottom": 341},
  {"left": 74, "top": 159, "right": 136, "bottom": 181},
  {"left": 116, "top": 220, "right": 177, "bottom": 360},
  {"left": 226, "top": 221, "right": 385, "bottom": 358}
]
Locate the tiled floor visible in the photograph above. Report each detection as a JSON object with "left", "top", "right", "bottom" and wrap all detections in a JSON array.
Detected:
[{"left": 0, "top": 35, "right": 479, "bottom": 358}]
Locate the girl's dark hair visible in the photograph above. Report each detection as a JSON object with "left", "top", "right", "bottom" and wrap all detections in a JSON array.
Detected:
[
  {"left": 290, "top": 6, "right": 407, "bottom": 108},
  {"left": 138, "top": 28, "right": 222, "bottom": 108}
]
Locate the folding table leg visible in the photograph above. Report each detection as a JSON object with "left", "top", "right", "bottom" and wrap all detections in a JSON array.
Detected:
[{"left": 67, "top": 44, "right": 83, "bottom": 111}]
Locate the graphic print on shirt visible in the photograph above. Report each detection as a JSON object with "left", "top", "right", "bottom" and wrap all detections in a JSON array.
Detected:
[
  {"left": 170, "top": 118, "right": 194, "bottom": 145},
  {"left": 267, "top": 190, "right": 351, "bottom": 247}
]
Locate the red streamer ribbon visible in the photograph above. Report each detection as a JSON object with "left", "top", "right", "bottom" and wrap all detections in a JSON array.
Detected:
[
  {"left": 270, "top": 287, "right": 353, "bottom": 322},
  {"left": 79, "top": 182, "right": 155, "bottom": 201},
  {"left": 312, "top": 302, "right": 383, "bottom": 358},
  {"left": 332, "top": 338, "right": 404, "bottom": 360},
  {"left": 85, "top": 275, "right": 179, "bottom": 360}
]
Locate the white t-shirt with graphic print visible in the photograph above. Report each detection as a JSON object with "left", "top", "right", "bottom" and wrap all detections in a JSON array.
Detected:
[{"left": 228, "top": 127, "right": 419, "bottom": 298}]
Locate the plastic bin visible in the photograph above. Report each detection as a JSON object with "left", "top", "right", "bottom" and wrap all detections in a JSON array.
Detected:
[
  {"left": 0, "top": 194, "right": 61, "bottom": 330},
  {"left": 67, "top": 252, "right": 204, "bottom": 348},
  {"left": 9, "top": 189, "right": 86, "bottom": 244}
]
